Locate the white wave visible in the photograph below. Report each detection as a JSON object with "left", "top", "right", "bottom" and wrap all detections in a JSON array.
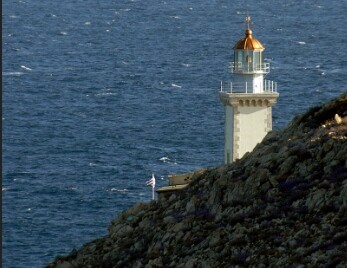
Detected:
[
  {"left": 85, "top": 21, "right": 91, "bottom": 25},
  {"left": 21, "top": 65, "right": 32, "bottom": 71},
  {"left": 159, "top": 156, "right": 170, "bottom": 162},
  {"left": 171, "top": 83, "right": 182, "bottom": 88},
  {"left": 182, "top": 63, "right": 191, "bottom": 67},
  {"left": 2, "top": 71, "right": 23, "bottom": 76},
  {"left": 27, "top": 208, "right": 31, "bottom": 211},
  {"left": 110, "top": 188, "right": 128, "bottom": 192},
  {"left": 159, "top": 156, "right": 177, "bottom": 164},
  {"left": 2, "top": 187, "right": 7, "bottom": 191},
  {"left": 95, "top": 92, "right": 118, "bottom": 96},
  {"left": 89, "top": 162, "right": 98, "bottom": 167},
  {"left": 59, "top": 31, "right": 68, "bottom": 35},
  {"left": 298, "top": 41, "right": 306, "bottom": 45}
]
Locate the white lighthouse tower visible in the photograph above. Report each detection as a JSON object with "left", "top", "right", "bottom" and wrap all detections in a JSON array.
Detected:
[{"left": 219, "top": 16, "right": 279, "bottom": 164}]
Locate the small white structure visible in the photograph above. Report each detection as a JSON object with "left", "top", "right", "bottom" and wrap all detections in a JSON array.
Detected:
[
  {"left": 146, "top": 173, "right": 156, "bottom": 200},
  {"left": 219, "top": 16, "right": 279, "bottom": 164}
]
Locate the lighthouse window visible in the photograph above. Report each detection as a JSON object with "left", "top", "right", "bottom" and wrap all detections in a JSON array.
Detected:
[
  {"left": 235, "top": 50, "right": 244, "bottom": 70},
  {"left": 254, "top": 52, "right": 261, "bottom": 69}
]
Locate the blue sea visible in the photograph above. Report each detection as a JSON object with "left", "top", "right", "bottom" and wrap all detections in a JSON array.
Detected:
[{"left": 2, "top": 0, "right": 346, "bottom": 267}]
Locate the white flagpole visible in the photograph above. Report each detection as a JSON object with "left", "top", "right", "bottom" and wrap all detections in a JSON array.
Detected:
[{"left": 146, "top": 173, "right": 156, "bottom": 201}]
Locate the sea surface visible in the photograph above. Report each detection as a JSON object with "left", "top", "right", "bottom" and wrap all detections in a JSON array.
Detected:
[{"left": 2, "top": 0, "right": 346, "bottom": 267}]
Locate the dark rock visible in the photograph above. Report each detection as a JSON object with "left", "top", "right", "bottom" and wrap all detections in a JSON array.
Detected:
[{"left": 46, "top": 93, "right": 347, "bottom": 268}]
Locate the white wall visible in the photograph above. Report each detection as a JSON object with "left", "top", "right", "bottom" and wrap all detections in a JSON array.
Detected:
[
  {"left": 236, "top": 106, "right": 267, "bottom": 159},
  {"left": 225, "top": 106, "right": 234, "bottom": 164}
]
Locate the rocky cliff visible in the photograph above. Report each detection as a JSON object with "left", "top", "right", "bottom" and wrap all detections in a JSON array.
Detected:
[{"left": 47, "top": 93, "right": 347, "bottom": 267}]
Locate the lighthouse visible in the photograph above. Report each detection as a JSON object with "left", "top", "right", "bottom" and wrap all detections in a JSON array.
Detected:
[{"left": 219, "top": 16, "right": 279, "bottom": 164}]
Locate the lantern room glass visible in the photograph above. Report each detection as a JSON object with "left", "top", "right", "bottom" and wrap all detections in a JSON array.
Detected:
[{"left": 234, "top": 50, "right": 263, "bottom": 72}]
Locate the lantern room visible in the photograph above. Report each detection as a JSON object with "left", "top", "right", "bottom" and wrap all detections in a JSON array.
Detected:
[{"left": 232, "top": 28, "right": 268, "bottom": 74}]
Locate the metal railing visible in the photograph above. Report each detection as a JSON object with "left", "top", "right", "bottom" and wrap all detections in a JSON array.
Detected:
[
  {"left": 229, "top": 62, "right": 270, "bottom": 74},
  {"left": 220, "top": 80, "right": 277, "bottom": 93}
]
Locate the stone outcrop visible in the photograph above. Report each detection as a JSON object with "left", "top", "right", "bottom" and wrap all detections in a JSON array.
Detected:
[{"left": 47, "top": 93, "right": 347, "bottom": 267}]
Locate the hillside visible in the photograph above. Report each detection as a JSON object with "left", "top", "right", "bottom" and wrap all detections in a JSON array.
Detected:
[{"left": 47, "top": 93, "right": 347, "bottom": 267}]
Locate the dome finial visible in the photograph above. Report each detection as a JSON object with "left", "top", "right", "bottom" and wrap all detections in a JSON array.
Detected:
[{"left": 245, "top": 15, "right": 253, "bottom": 29}]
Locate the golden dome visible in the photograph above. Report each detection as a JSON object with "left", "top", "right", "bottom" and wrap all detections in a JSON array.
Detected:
[{"left": 233, "top": 29, "right": 264, "bottom": 50}]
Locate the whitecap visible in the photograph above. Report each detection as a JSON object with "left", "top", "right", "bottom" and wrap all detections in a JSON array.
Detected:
[
  {"left": 59, "top": 31, "right": 68, "bottom": 35},
  {"left": 89, "top": 162, "right": 98, "bottom": 167},
  {"left": 159, "top": 156, "right": 170, "bottom": 162},
  {"left": 85, "top": 21, "right": 91, "bottom": 25},
  {"left": 110, "top": 188, "right": 128, "bottom": 192},
  {"left": 2, "top": 187, "right": 7, "bottom": 191},
  {"left": 159, "top": 157, "right": 177, "bottom": 164},
  {"left": 2, "top": 71, "right": 23, "bottom": 76},
  {"left": 171, "top": 83, "right": 182, "bottom": 88},
  {"left": 95, "top": 92, "right": 118, "bottom": 96},
  {"left": 182, "top": 63, "right": 191, "bottom": 67},
  {"left": 27, "top": 208, "right": 31, "bottom": 211},
  {"left": 298, "top": 41, "right": 306, "bottom": 45},
  {"left": 21, "top": 65, "right": 32, "bottom": 71}
]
